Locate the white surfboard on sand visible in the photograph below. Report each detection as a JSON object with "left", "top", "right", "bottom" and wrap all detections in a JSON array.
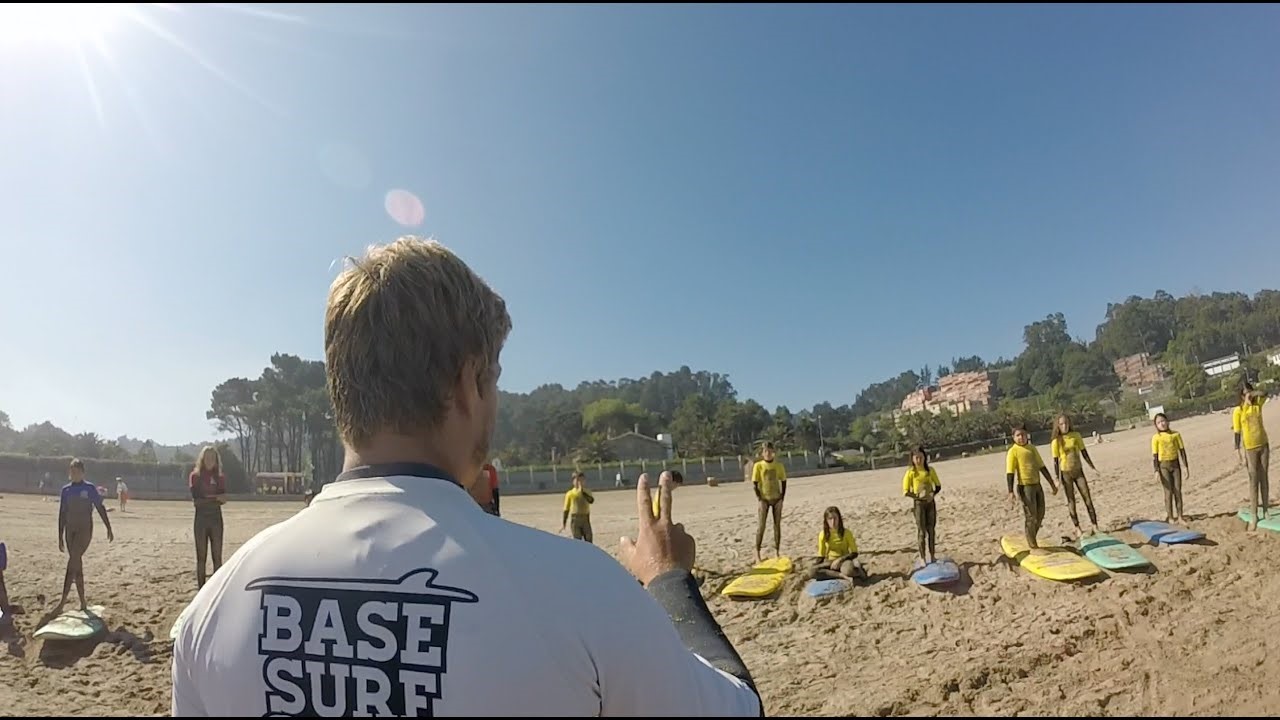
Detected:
[{"left": 35, "top": 605, "right": 107, "bottom": 641}]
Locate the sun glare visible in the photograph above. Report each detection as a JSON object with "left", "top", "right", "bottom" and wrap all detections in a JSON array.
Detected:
[{"left": 0, "top": 3, "right": 133, "bottom": 48}]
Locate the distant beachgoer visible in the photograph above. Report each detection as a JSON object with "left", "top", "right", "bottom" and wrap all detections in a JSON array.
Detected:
[
  {"left": 902, "top": 446, "right": 941, "bottom": 565},
  {"left": 1050, "top": 414, "right": 1100, "bottom": 537},
  {"left": 561, "top": 472, "right": 594, "bottom": 543},
  {"left": 1005, "top": 426, "right": 1058, "bottom": 548},
  {"left": 652, "top": 470, "right": 683, "bottom": 517},
  {"left": 1151, "top": 413, "right": 1190, "bottom": 523},
  {"left": 483, "top": 462, "right": 500, "bottom": 516},
  {"left": 0, "top": 541, "right": 10, "bottom": 622},
  {"left": 1233, "top": 382, "right": 1270, "bottom": 529},
  {"left": 189, "top": 446, "right": 227, "bottom": 588},
  {"left": 808, "top": 506, "right": 863, "bottom": 581},
  {"left": 58, "top": 458, "right": 114, "bottom": 610},
  {"left": 752, "top": 442, "right": 787, "bottom": 561},
  {"left": 116, "top": 477, "right": 129, "bottom": 512}
]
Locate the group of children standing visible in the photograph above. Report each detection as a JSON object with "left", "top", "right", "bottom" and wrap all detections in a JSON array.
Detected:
[
  {"left": 545, "top": 384, "right": 1269, "bottom": 586},
  {"left": 720, "top": 383, "right": 1265, "bottom": 581},
  {"left": 953, "top": 381, "right": 1267, "bottom": 553}
]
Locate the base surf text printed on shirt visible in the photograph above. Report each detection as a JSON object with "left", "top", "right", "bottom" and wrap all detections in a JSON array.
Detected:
[{"left": 246, "top": 568, "right": 478, "bottom": 717}]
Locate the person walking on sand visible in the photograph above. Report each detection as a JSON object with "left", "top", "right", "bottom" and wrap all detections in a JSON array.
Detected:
[
  {"left": 115, "top": 476, "right": 129, "bottom": 512},
  {"left": 1233, "top": 381, "right": 1270, "bottom": 529},
  {"left": 561, "top": 472, "right": 595, "bottom": 543},
  {"left": 1005, "top": 426, "right": 1058, "bottom": 548},
  {"left": 1050, "top": 413, "right": 1100, "bottom": 537},
  {"left": 189, "top": 446, "right": 227, "bottom": 588},
  {"left": 903, "top": 446, "right": 941, "bottom": 565},
  {"left": 0, "top": 541, "right": 9, "bottom": 624},
  {"left": 58, "top": 458, "right": 114, "bottom": 610},
  {"left": 752, "top": 442, "right": 787, "bottom": 561},
  {"left": 1151, "top": 413, "right": 1190, "bottom": 523}
]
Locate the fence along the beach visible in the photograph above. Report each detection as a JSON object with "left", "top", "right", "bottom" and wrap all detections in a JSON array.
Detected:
[
  {"left": 0, "top": 420, "right": 1121, "bottom": 499},
  {"left": 0, "top": 454, "right": 192, "bottom": 498},
  {"left": 0, "top": 450, "right": 823, "bottom": 498},
  {"left": 0, "top": 413, "right": 1110, "bottom": 500},
  {"left": 491, "top": 451, "right": 828, "bottom": 495}
]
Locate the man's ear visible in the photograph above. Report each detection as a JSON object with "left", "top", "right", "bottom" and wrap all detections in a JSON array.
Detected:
[
  {"left": 454, "top": 356, "right": 484, "bottom": 417},
  {"left": 473, "top": 356, "right": 499, "bottom": 400}
]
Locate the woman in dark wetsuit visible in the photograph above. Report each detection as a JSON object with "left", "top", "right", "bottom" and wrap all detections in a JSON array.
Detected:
[
  {"left": 58, "top": 458, "right": 114, "bottom": 609},
  {"left": 189, "top": 446, "right": 227, "bottom": 588}
]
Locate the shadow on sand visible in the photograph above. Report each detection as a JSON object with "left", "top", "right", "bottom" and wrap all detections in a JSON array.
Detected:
[
  {"left": 37, "top": 635, "right": 101, "bottom": 668},
  {"left": 106, "top": 627, "right": 157, "bottom": 664}
]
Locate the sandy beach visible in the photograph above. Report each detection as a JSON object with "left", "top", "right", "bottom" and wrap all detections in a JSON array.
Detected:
[{"left": 2, "top": 403, "right": 1278, "bottom": 717}]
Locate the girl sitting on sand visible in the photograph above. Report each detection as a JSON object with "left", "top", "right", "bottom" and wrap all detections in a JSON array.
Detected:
[
  {"left": 810, "top": 506, "right": 865, "bottom": 581},
  {"left": 1151, "top": 413, "right": 1190, "bottom": 523},
  {"left": 902, "top": 446, "right": 941, "bottom": 565},
  {"left": 1050, "top": 413, "right": 1100, "bottom": 538}
]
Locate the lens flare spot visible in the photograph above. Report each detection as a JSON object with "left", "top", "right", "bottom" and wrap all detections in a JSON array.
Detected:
[{"left": 384, "top": 189, "right": 425, "bottom": 228}]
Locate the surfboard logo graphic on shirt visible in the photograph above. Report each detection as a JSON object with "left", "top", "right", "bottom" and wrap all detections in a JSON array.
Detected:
[{"left": 246, "top": 568, "right": 478, "bottom": 718}]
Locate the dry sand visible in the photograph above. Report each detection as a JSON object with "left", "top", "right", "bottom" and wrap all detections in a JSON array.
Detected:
[{"left": 1, "top": 403, "right": 1278, "bottom": 716}]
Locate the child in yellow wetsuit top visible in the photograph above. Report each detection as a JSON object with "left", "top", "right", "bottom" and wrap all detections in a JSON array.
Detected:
[
  {"left": 812, "top": 506, "right": 864, "bottom": 581},
  {"left": 902, "top": 446, "right": 941, "bottom": 565},
  {"left": 1050, "top": 413, "right": 1100, "bottom": 537},
  {"left": 1151, "top": 412, "right": 1190, "bottom": 523},
  {"left": 1233, "top": 381, "right": 1270, "bottom": 528},
  {"left": 1005, "top": 425, "right": 1058, "bottom": 549},
  {"left": 560, "top": 472, "right": 594, "bottom": 544},
  {"left": 751, "top": 442, "right": 787, "bottom": 561}
]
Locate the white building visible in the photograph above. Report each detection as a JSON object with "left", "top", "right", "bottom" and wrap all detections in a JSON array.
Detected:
[{"left": 1202, "top": 353, "right": 1241, "bottom": 378}]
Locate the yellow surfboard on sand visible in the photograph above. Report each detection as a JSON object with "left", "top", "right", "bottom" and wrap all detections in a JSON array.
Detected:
[
  {"left": 721, "top": 556, "right": 792, "bottom": 599},
  {"left": 1000, "top": 535, "right": 1103, "bottom": 582}
]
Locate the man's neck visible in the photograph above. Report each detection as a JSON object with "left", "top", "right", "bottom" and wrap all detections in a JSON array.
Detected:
[{"left": 343, "top": 433, "right": 474, "bottom": 490}]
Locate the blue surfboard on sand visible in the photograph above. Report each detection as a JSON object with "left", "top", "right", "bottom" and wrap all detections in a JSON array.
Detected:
[
  {"left": 911, "top": 558, "right": 960, "bottom": 586},
  {"left": 805, "top": 579, "right": 851, "bottom": 599},
  {"left": 1131, "top": 520, "right": 1203, "bottom": 545}
]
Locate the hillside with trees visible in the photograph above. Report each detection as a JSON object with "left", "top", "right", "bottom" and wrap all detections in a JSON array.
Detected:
[{"left": 3, "top": 288, "right": 1278, "bottom": 482}]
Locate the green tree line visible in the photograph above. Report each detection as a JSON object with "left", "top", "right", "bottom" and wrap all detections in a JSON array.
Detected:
[{"left": 4, "top": 288, "right": 1278, "bottom": 481}]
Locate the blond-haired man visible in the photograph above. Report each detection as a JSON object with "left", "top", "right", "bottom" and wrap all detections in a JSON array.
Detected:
[{"left": 172, "top": 237, "right": 761, "bottom": 717}]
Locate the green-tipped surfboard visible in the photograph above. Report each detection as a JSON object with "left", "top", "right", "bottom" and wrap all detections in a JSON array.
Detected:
[
  {"left": 1237, "top": 509, "right": 1280, "bottom": 532},
  {"left": 1078, "top": 533, "right": 1151, "bottom": 571}
]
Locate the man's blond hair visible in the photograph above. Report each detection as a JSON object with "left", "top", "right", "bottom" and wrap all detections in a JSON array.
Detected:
[{"left": 325, "top": 236, "right": 511, "bottom": 447}]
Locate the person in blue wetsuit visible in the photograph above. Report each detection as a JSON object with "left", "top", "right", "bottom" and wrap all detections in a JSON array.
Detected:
[{"left": 58, "top": 458, "right": 114, "bottom": 610}]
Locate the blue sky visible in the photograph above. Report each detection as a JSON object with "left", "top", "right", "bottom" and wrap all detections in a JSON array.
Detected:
[{"left": 1, "top": 4, "right": 1278, "bottom": 445}]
